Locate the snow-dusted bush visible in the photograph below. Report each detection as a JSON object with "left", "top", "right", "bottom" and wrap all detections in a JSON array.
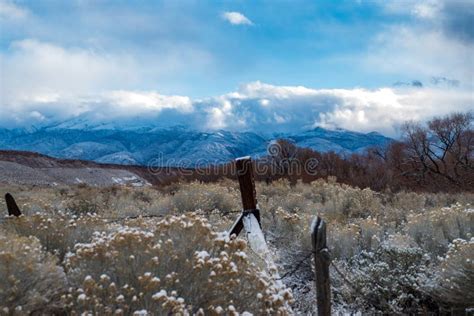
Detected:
[
  {"left": 1, "top": 179, "right": 472, "bottom": 314},
  {"left": 334, "top": 235, "right": 431, "bottom": 313},
  {"left": 63, "top": 213, "right": 292, "bottom": 315},
  {"left": 0, "top": 234, "right": 67, "bottom": 314},
  {"left": 428, "top": 238, "right": 474, "bottom": 308},
  {"left": 4, "top": 213, "right": 108, "bottom": 260}
]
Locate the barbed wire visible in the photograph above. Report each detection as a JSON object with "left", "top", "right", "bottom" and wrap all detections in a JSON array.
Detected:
[
  {"left": 273, "top": 248, "right": 357, "bottom": 291},
  {"left": 276, "top": 251, "right": 314, "bottom": 280}
]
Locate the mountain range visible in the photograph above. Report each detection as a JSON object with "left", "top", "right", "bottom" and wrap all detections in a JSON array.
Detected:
[{"left": 0, "top": 123, "right": 392, "bottom": 166}]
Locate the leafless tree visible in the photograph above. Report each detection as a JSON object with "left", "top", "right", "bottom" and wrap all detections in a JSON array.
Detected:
[{"left": 402, "top": 112, "right": 473, "bottom": 189}]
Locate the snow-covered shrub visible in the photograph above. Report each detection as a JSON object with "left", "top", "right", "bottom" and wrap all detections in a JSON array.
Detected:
[
  {"left": 355, "top": 217, "right": 383, "bottom": 252},
  {"left": 0, "top": 234, "right": 67, "bottom": 314},
  {"left": 3, "top": 213, "right": 109, "bottom": 260},
  {"left": 427, "top": 238, "right": 474, "bottom": 308},
  {"left": 63, "top": 213, "right": 292, "bottom": 315},
  {"left": 334, "top": 235, "right": 431, "bottom": 313}
]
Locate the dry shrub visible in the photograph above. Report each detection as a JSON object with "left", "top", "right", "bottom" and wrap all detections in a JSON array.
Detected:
[
  {"left": 355, "top": 217, "right": 383, "bottom": 252},
  {"left": 260, "top": 191, "right": 317, "bottom": 215},
  {"left": 258, "top": 179, "right": 382, "bottom": 221},
  {"left": 0, "top": 233, "right": 67, "bottom": 314},
  {"left": 391, "top": 191, "right": 427, "bottom": 212},
  {"left": 326, "top": 217, "right": 383, "bottom": 261},
  {"left": 2, "top": 214, "right": 109, "bottom": 261},
  {"left": 257, "top": 179, "right": 293, "bottom": 199},
  {"left": 427, "top": 238, "right": 474, "bottom": 308},
  {"left": 63, "top": 213, "right": 292, "bottom": 315},
  {"left": 404, "top": 204, "right": 473, "bottom": 256},
  {"left": 164, "top": 182, "right": 241, "bottom": 214},
  {"left": 328, "top": 223, "right": 361, "bottom": 260},
  {"left": 306, "top": 180, "right": 382, "bottom": 221},
  {"left": 62, "top": 185, "right": 168, "bottom": 218}
]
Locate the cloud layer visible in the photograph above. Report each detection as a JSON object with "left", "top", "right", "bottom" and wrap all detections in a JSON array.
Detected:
[
  {"left": 1, "top": 0, "right": 472, "bottom": 137},
  {"left": 1, "top": 78, "right": 471, "bottom": 137}
]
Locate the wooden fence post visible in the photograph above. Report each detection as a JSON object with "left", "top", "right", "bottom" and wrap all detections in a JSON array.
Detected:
[
  {"left": 229, "top": 156, "right": 261, "bottom": 237},
  {"left": 311, "top": 216, "right": 331, "bottom": 316},
  {"left": 5, "top": 193, "right": 22, "bottom": 217}
]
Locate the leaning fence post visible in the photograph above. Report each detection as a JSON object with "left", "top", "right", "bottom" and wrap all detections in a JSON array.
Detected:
[
  {"left": 228, "top": 156, "right": 261, "bottom": 237},
  {"left": 228, "top": 156, "right": 292, "bottom": 313},
  {"left": 5, "top": 193, "right": 22, "bottom": 217},
  {"left": 311, "top": 216, "right": 331, "bottom": 316}
]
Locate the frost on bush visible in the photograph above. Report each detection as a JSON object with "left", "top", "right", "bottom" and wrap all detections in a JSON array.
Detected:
[
  {"left": 427, "top": 238, "right": 474, "bottom": 308},
  {"left": 0, "top": 234, "right": 67, "bottom": 314},
  {"left": 63, "top": 213, "right": 292, "bottom": 315},
  {"left": 334, "top": 235, "right": 432, "bottom": 313},
  {"left": 3, "top": 213, "right": 108, "bottom": 261}
]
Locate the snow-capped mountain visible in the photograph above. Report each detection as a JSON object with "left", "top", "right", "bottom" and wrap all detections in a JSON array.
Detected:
[{"left": 0, "top": 124, "right": 392, "bottom": 166}]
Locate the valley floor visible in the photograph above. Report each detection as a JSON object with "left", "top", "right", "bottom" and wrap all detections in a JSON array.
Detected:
[{"left": 0, "top": 180, "right": 473, "bottom": 314}]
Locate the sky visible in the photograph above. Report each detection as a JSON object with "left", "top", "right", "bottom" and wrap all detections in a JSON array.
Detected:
[{"left": 0, "top": 0, "right": 473, "bottom": 136}]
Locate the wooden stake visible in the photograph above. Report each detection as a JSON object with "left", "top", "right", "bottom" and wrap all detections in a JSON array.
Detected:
[
  {"left": 229, "top": 157, "right": 261, "bottom": 237},
  {"left": 311, "top": 216, "right": 331, "bottom": 316},
  {"left": 229, "top": 156, "right": 293, "bottom": 313},
  {"left": 236, "top": 156, "right": 257, "bottom": 211},
  {"left": 5, "top": 193, "right": 22, "bottom": 217}
]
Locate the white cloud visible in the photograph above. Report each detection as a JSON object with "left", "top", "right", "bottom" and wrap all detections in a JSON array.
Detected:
[
  {"left": 2, "top": 73, "right": 472, "bottom": 135},
  {"left": 221, "top": 11, "right": 253, "bottom": 25},
  {"left": 0, "top": 38, "right": 216, "bottom": 125},
  {"left": 198, "top": 82, "right": 473, "bottom": 136},
  {"left": 104, "top": 91, "right": 193, "bottom": 114},
  {"left": 370, "top": 0, "right": 474, "bottom": 88},
  {"left": 412, "top": 0, "right": 442, "bottom": 19},
  {"left": 0, "top": 39, "right": 139, "bottom": 108},
  {"left": 0, "top": 0, "right": 28, "bottom": 20},
  {"left": 382, "top": 0, "right": 442, "bottom": 18},
  {"left": 363, "top": 26, "right": 474, "bottom": 89}
]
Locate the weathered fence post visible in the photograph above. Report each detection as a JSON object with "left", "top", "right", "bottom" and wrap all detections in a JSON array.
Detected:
[
  {"left": 5, "top": 193, "right": 22, "bottom": 217},
  {"left": 229, "top": 156, "right": 261, "bottom": 237},
  {"left": 228, "top": 156, "right": 292, "bottom": 313},
  {"left": 311, "top": 216, "right": 331, "bottom": 316}
]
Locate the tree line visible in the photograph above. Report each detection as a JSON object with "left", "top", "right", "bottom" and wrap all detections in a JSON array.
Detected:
[{"left": 261, "top": 112, "right": 473, "bottom": 192}]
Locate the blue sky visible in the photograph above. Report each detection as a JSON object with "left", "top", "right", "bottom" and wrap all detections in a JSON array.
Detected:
[{"left": 0, "top": 0, "right": 473, "bottom": 135}]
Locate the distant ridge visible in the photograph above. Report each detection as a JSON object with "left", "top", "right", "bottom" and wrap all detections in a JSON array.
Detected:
[{"left": 0, "top": 126, "right": 392, "bottom": 167}]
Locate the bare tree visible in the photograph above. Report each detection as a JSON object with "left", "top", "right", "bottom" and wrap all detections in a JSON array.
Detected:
[{"left": 402, "top": 112, "right": 473, "bottom": 189}]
